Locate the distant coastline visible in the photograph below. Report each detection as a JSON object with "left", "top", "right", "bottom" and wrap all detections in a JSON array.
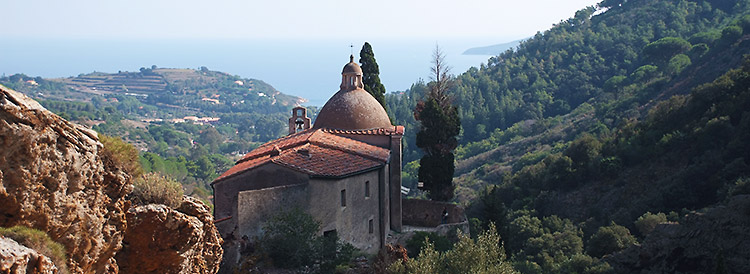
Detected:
[
  {"left": 0, "top": 37, "right": 516, "bottom": 106},
  {"left": 462, "top": 39, "right": 525, "bottom": 55}
]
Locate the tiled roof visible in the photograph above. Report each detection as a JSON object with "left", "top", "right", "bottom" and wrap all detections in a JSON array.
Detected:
[
  {"left": 321, "top": 125, "right": 405, "bottom": 136},
  {"left": 213, "top": 128, "right": 393, "bottom": 183},
  {"left": 274, "top": 144, "right": 384, "bottom": 177}
]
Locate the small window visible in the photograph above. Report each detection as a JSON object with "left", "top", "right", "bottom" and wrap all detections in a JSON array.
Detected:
[
  {"left": 368, "top": 219, "right": 374, "bottom": 234},
  {"left": 365, "top": 181, "right": 370, "bottom": 198},
  {"left": 296, "top": 109, "right": 303, "bottom": 116},
  {"left": 341, "top": 189, "right": 346, "bottom": 207}
]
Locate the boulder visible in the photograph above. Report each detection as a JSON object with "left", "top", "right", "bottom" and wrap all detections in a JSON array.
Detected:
[
  {"left": 0, "top": 236, "right": 58, "bottom": 274},
  {"left": 116, "top": 196, "right": 223, "bottom": 274},
  {"left": 0, "top": 85, "right": 130, "bottom": 273}
]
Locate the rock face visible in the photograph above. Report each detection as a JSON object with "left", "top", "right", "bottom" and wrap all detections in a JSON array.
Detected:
[
  {"left": 0, "top": 237, "right": 58, "bottom": 274},
  {"left": 0, "top": 85, "right": 130, "bottom": 273},
  {"left": 607, "top": 195, "right": 750, "bottom": 274},
  {"left": 116, "top": 196, "right": 223, "bottom": 274}
]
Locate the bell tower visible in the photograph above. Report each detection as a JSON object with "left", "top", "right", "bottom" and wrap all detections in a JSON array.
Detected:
[
  {"left": 288, "top": 106, "right": 311, "bottom": 135},
  {"left": 340, "top": 55, "right": 364, "bottom": 91}
]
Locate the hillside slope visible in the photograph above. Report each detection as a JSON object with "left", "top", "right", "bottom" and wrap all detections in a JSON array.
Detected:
[
  {"left": 388, "top": 0, "right": 750, "bottom": 168},
  {"left": 387, "top": 0, "right": 750, "bottom": 273}
]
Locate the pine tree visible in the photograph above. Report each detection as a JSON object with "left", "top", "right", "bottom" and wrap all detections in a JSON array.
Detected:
[
  {"left": 359, "top": 42, "right": 387, "bottom": 111},
  {"left": 414, "top": 45, "right": 461, "bottom": 201}
]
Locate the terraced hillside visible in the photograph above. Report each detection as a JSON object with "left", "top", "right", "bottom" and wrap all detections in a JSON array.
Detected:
[
  {"left": 46, "top": 67, "right": 303, "bottom": 106},
  {"left": 62, "top": 72, "right": 166, "bottom": 95}
]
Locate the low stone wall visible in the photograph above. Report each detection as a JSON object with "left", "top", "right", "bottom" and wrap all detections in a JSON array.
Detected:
[{"left": 402, "top": 199, "right": 466, "bottom": 227}]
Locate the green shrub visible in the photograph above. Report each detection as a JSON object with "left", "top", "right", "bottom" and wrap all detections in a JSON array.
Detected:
[
  {"left": 390, "top": 223, "right": 516, "bottom": 274},
  {"left": 730, "top": 177, "right": 750, "bottom": 196},
  {"left": 405, "top": 231, "right": 453, "bottom": 258},
  {"left": 634, "top": 212, "right": 667, "bottom": 236},
  {"left": 562, "top": 253, "right": 612, "bottom": 274},
  {"left": 259, "top": 208, "right": 356, "bottom": 273},
  {"left": 720, "top": 25, "right": 743, "bottom": 46},
  {"left": 604, "top": 75, "right": 628, "bottom": 91},
  {"left": 631, "top": 65, "right": 660, "bottom": 82},
  {"left": 688, "top": 31, "right": 721, "bottom": 45},
  {"left": 131, "top": 173, "right": 184, "bottom": 208},
  {"left": 688, "top": 43, "right": 710, "bottom": 59},
  {"left": 642, "top": 37, "right": 691, "bottom": 63},
  {"left": 667, "top": 54, "right": 691, "bottom": 75},
  {"left": 586, "top": 222, "right": 638, "bottom": 257},
  {"left": 99, "top": 134, "right": 142, "bottom": 178},
  {"left": 0, "top": 226, "right": 68, "bottom": 273}
]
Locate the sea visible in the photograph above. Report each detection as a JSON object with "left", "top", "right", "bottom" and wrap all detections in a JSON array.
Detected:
[{"left": 0, "top": 37, "right": 511, "bottom": 106}]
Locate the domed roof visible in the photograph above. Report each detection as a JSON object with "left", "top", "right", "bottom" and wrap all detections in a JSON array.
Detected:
[
  {"left": 314, "top": 55, "right": 391, "bottom": 130},
  {"left": 342, "top": 55, "right": 363, "bottom": 75},
  {"left": 313, "top": 88, "right": 392, "bottom": 130}
]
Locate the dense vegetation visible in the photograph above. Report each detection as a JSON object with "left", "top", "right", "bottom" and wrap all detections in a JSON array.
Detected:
[
  {"left": 389, "top": 224, "right": 516, "bottom": 274},
  {"left": 463, "top": 56, "right": 750, "bottom": 273},
  {"left": 387, "top": 0, "right": 750, "bottom": 272},
  {"left": 389, "top": 0, "right": 750, "bottom": 186}
]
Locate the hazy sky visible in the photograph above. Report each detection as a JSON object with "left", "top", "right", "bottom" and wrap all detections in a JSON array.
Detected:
[{"left": 5, "top": 0, "right": 601, "bottom": 40}]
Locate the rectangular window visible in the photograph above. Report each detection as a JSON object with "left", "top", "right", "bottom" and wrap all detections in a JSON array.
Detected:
[
  {"left": 365, "top": 181, "right": 370, "bottom": 198},
  {"left": 368, "top": 219, "right": 374, "bottom": 234},
  {"left": 341, "top": 189, "right": 346, "bottom": 207}
]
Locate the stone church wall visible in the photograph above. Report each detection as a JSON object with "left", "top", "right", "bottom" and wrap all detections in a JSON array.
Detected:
[
  {"left": 309, "top": 169, "right": 383, "bottom": 254},
  {"left": 213, "top": 164, "right": 308, "bottom": 238},
  {"left": 237, "top": 183, "right": 310, "bottom": 240}
]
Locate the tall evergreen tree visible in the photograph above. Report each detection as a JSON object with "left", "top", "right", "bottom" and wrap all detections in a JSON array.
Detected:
[
  {"left": 359, "top": 42, "right": 387, "bottom": 112},
  {"left": 414, "top": 45, "right": 461, "bottom": 201}
]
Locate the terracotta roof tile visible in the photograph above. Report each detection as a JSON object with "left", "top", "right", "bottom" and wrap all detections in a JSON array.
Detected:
[
  {"left": 213, "top": 128, "right": 392, "bottom": 184},
  {"left": 309, "top": 131, "right": 390, "bottom": 161},
  {"left": 239, "top": 129, "right": 316, "bottom": 161},
  {"left": 273, "top": 144, "right": 383, "bottom": 178},
  {"left": 214, "top": 155, "right": 271, "bottom": 182}
]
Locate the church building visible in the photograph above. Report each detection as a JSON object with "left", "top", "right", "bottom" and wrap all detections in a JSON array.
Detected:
[{"left": 212, "top": 56, "right": 404, "bottom": 263}]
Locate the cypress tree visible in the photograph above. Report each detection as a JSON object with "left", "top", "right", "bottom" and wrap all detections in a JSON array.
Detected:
[
  {"left": 359, "top": 42, "right": 387, "bottom": 111},
  {"left": 414, "top": 45, "right": 461, "bottom": 201}
]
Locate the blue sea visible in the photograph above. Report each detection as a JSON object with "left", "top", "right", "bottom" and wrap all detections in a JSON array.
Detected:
[{"left": 0, "top": 37, "right": 507, "bottom": 106}]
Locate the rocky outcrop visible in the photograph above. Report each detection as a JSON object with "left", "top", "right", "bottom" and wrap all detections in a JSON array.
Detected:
[
  {"left": 607, "top": 195, "right": 750, "bottom": 274},
  {"left": 0, "top": 85, "right": 130, "bottom": 273},
  {"left": 116, "top": 196, "right": 223, "bottom": 274},
  {"left": 0, "top": 237, "right": 58, "bottom": 274}
]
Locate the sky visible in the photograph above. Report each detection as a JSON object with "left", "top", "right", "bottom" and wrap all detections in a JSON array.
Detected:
[
  {"left": 5, "top": 0, "right": 601, "bottom": 40},
  {"left": 3, "top": 0, "right": 602, "bottom": 104}
]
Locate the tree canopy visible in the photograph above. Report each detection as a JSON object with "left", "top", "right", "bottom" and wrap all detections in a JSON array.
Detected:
[
  {"left": 360, "top": 42, "right": 388, "bottom": 112},
  {"left": 415, "top": 45, "right": 461, "bottom": 201}
]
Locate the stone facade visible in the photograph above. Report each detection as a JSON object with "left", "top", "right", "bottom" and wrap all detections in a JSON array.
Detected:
[{"left": 212, "top": 56, "right": 405, "bottom": 268}]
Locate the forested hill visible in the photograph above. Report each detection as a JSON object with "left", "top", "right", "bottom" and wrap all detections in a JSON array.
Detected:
[
  {"left": 388, "top": 1, "right": 750, "bottom": 272},
  {"left": 1, "top": 67, "right": 304, "bottom": 114},
  {"left": 388, "top": 0, "right": 750, "bottom": 186}
]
